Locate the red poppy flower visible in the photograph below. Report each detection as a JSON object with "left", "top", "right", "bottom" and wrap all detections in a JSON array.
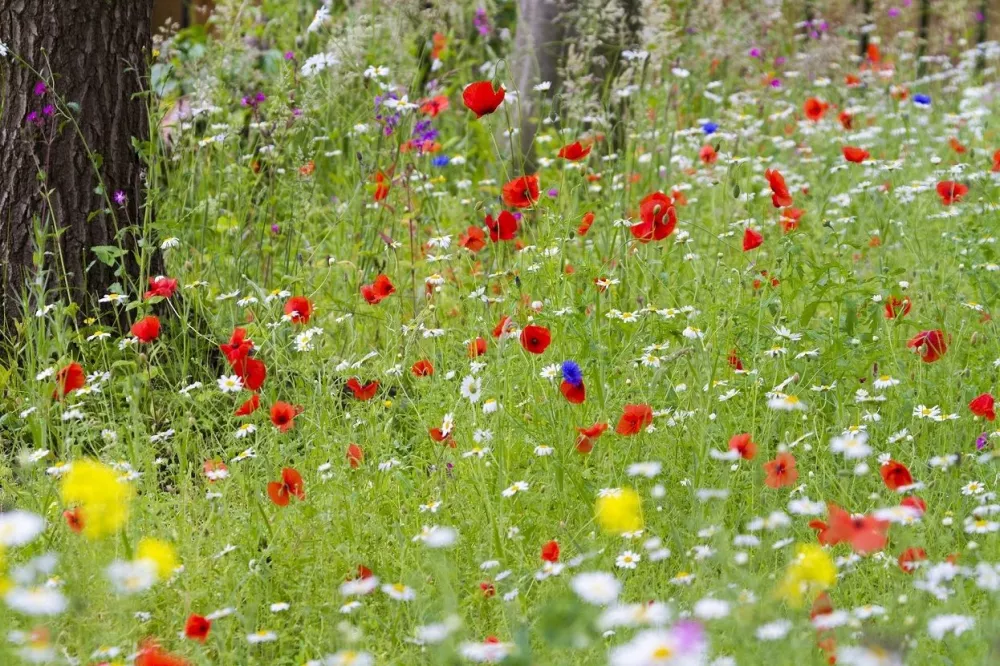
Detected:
[
  {"left": 520, "top": 325, "right": 551, "bottom": 354},
  {"left": 420, "top": 94, "right": 449, "bottom": 117},
  {"left": 361, "top": 274, "right": 395, "bottom": 305},
  {"left": 411, "top": 359, "right": 434, "bottom": 377},
  {"left": 879, "top": 460, "right": 913, "bottom": 491},
  {"left": 764, "top": 169, "right": 793, "bottom": 208},
  {"left": 346, "top": 378, "right": 379, "bottom": 400},
  {"left": 54, "top": 362, "right": 86, "bottom": 399},
  {"left": 459, "top": 226, "right": 486, "bottom": 252},
  {"left": 270, "top": 401, "right": 299, "bottom": 432},
  {"left": 742, "top": 228, "right": 763, "bottom": 251},
  {"left": 883, "top": 295, "right": 911, "bottom": 319},
  {"left": 347, "top": 443, "right": 364, "bottom": 468},
  {"left": 842, "top": 146, "right": 870, "bottom": 163},
  {"left": 907, "top": 329, "right": 947, "bottom": 363},
  {"left": 462, "top": 81, "right": 505, "bottom": 118},
  {"left": 763, "top": 452, "right": 798, "bottom": 488},
  {"left": 485, "top": 210, "right": 518, "bottom": 242},
  {"left": 283, "top": 296, "right": 313, "bottom": 324},
  {"left": 238, "top": 358, "right": 267, "bottom": 392},
  {"left": 541, "top": 540, "right": 560, "bottom": 562},
  {"left": 578, "top": 212, "right": 595, "bottom": 236},
  {"left": 699, "top": 144, "right": 718, "bottom": 164},
  {"left": 826, "top": 503, "right": 889, "bottom": 553},
  {"left": 429, "top": 427, "right": 454, "bottom": 447},
  {"left": 63, "top": 507, "right": 84, "bottom": 533},
  {"left": 502, "top": 175, "right": 539, "bottom": 208},
  {"left": 235, "top": 394, "right": 261, "bottom": 416},
  {"left": 727, "top": 350, "right": 744, "bottom": 371},
  {"left": 136, "top": 640, "right": 192, "bottom": 666},
  {"left": 728, "top": 433, "right": 757, "bottom": 460},
  {"left": 131, "top": 315, "right": 161, "bottom": 343},
  {"left": 267, "top": 467, "right": 305, "bottom": 506},
  {"left": 575, "top": 422, "right": 608, "bottom": 453},
  {"left": 838, "top": 110, "right": 853, "bottom": 129},
  {"left": 779, "top": 207, "right": 804, "bottom": 233},
  {"left": 184, "top": 614, "right": 211, "bottom": 642},
  {"left": 901, "top": 495, "right": 927, "bottom": 515},
  {"left": 948, "top": 137, "right": 966, "bottom": 154},
  {"left": 969, "top": 393, "right": 996, "bottom": 421},
  {"left": 809, "top": 518, "right": 835, "bottom": 546},
  {"left": 631, "top": 191, "right": 677, "bottom": 242},
  {"left": 803, "top": 97, "right": 828, "bottom": 122},
  {"left": 936, "top": 181, "right": 968, "bottom": 205},
  {"left": 144, "top": 276, "right": 178, "bottom": 300},
  {"left": 492, "top": 315, "right": 513, "bottom": 339},
  {"left": 468, "top": 337, "right": 487, "bottom": 357},
  {"left": 220, "top": 328, "right": 253, "bottom": 364},
  {"left": 479, "top": 581, "right": 496, "bottom": 597},
  {"left": 560, "top": 378, "right": 585, "bottom": 404},
  {"left": 373, "top": 170, "right": 391, "bottom": 202},
  {"left": 616, "top": 403, "right": 653, "bottom": 436},
  {"left": 898, "top": 547, "right": 927, "bottom": 573},
  {"left": 993, "top": 149, "right": 1000, "bottom": 173},
  {"left": 558, "top": 141, "right": 591, "bottom": 161}
]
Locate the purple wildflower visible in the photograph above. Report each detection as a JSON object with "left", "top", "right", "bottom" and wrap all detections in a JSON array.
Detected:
[
  {"left": 474, "top": 8, "right": 491, "bottom": 37},
  {"left": 33, "top": 81, "right": 47, "bottom": 96}
]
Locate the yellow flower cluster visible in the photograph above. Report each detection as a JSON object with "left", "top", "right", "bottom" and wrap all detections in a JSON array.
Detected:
[
  {"left": 59, "top": 460, "right": 134, "bottom": 539},
  {"left": 595, "top": 488, "right": 643, "bottom": 534},
  {"left": 776, "top": 543, "right": 837, "bottom": 607},
  {"left": 137, "top": 537, "right": 179, "bottom": 580}
]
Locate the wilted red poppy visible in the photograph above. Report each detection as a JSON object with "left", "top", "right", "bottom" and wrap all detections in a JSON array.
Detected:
[
  {"left": 575, "top": 422, "right": 608, "bottom": 453},
  {"left": 184, "top": 614, "right": 211, "bottom": 642},
  {"left": 879, "top": 459, "right": 913, "bottom": 491},
  {"left": 411, "top": 359, "right": 434, "bottom": 377},
  {"left": 270, "top": 401, "right": 299, "bottom": 432},
  {"left": 803, "top": 97, "right": 828, "bottom": 121},
  {"left": 459, "top": 226, "right": 486, "bottom": 252},
  {"left": 883, "top": 295, "right": 911, "bottom": 319},
  {"left": 502, "top": 175, "right": 539, "bottom": 208},
  {"left": 578, "top": 212, "right": 595, "bottom": 235},
  {"left": 54, "top": 362, "right": 86, "bottom": 399},
  {"left": 541, "top": 540, "right": 560, "bottom": 562},
  {"left": 763, "top": 452, "right": 798, "bottom": 488},
  {"left": 131, "top": 315, "right": 161, "bottom": 343},
  {"left": 520, "top": 325, "right": 551, "bottom": 354},
  {"left": 616, "top": 403, "right": 653, "bottom": 436},
  {"left": 267, "top": 467, "right": 305, "bottom": 506},
  {"left": 462, "top": 81, "right": 505, "bottom": 118},
  {"left": 969, "top": 393, "right": 996, "bottom": 421},
  {"left": 631, "top": 191, "right": 676, "bottom": 242},
  {"left": 936, "top": 181, "right": 968, "bottom": 205},
  {"left": 728, "top": 433, "right": 757, "bottom": 460},
  {"left": 558, "top": 141, "right": 591, "bottom": 161},
  {"left": 144, "top": 276, "right": 178, "bottom": 300},
  {"left": 361, "top": 274, "right": 395, "bottom": 305},
  {"left": 347, "top": 443, "right": 364, "bottom": 468},
  {"left": 283, "top": 296, "right": 313, "bottom": 324},
  {"left": 346, "top": 378, "right": 379, "bottom": 400},
  {"left": 742, "top": 228, "right": 763, "bottom": 251},
  {"left": 485, "top": 210, "right": 518, "bottom": 242},
  {"left": 764, "top": 169, "right": 793, "bottom": 207},
  {"left": 906, "top": 329, "right": 947, "bottom": 363},
  {"left": 842, "top": 146, "right": 870, "bottom": 163}
]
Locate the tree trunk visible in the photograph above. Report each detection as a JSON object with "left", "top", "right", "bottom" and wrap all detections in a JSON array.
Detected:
[
  {"left": 916, "top": 0, "right": 931, "bottom": 78},
  {"left": 0, "top": 0, "right": 160, "bottom": 328}
]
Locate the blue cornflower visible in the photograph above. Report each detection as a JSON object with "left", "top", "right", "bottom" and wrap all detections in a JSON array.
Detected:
[
  {"left": 913, "top": 94, "right": 931, "bottom": 106},
  {"left": 702, "top": 121, "right": 718, "bottom": 135},
  {"left": 432, "top": 155, "right": 450, "bottom": 167},
  {"left": 561, "top": 360, "right": 583, "bottom": 387}
]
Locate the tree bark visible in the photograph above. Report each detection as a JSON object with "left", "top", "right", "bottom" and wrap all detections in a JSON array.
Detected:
[{"left": 0, "top": 0, "right": 160, "bottom": 328}]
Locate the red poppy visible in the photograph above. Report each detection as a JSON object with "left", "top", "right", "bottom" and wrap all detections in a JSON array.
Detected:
[
  {"left": 809, "top": 518, "right": 835, "bottom": 546},
  {"left": 558, "top": 141, "right": 591, "bottom": 161},
  {"left": 907, "top": 329, "right": 947, "bottom": 363},
  {"left": 346, "top": 378, "right": 379, "bottom": 400},
  {"left": 431, "top": 32, "right": 447, "bottom": 59},
  {"left": 54, "top": 362, "right": 86, "bottom": 399},
  {"left": 235, "top": 394, "right": 261, "bottom": 416},
  {"left": 699, "top": 144, "right": 717, "bottom": 164},
  {"left": 742, "top": 228, "right": 763, "bottom": 251},
  {"left": 763, "top": 452, "right": 798, "bottom": 488},
  {"left": 361, "top": 274, "right": 395, "bottom": 304},
  {"left": 502, "top": 175, "right": 539, "bottom": 208},
  {"left": 560, "top": 378, "right": 585, "bottom": 404},
  {"left": 575, "top": 422, "right": 608, "bottom": 453},
  {"left": 136, "top": 639, "right": 191, "bottom": 666},
  {"left": 842, "top": 146, "right": 870, "bottom": 163},
  {"left": 948, "top": 137, "right": 966, "bottom": 154},
  {"left": 883, "top": 295, "right": 911, "bottom": 319},
  {"left": 220, "top": 328, "right": 253, "bottom": 364},
  {"left": 901, "top": 495, "right": 927, "bottom": 515},
  {"left": 131, "top": 315, "right": 161, "bottom": 343},
  {"left": 631, "top": 191, "right": 677, "bottom": 242},
  {"left": 541, "top": 540, "right": 560, "bottom": 562},
  {"left": 779, "top": 207, "right": 804, "bottom": 233},
  {"left": 728, "top": 433, "right": 757, "bottom": 460},
  {"left": 485, "top": 210, "right": 518, "bottom": 241},
  {"left": 267, "top": 467, "right": 305, "bottom": 506},
  {"left": 879, "top": 460, "right": 913, "bottom": 491},
  {"left": 184, "top": 614, "right": 211, "bottom": 642},
  {"left": 459, "top": 226, "right": 486, "bottom": 252},
  {"left": 270, "top": 401, "right": 299, "bottom": 432},
  {"left": 838, "top": 110, "right": 853, "bottom": 129},
  {"left": 492, "top": 315, "right": 513, "bottom": 339},
  {"left": 825, "top": 503, "right": 889, "bottom": 553},
  {"left": 616, "top": 403, "right": 653, "bottom": 436},
  {"left": 63, "top": 507, "right": 84, "bottom": 533},
  {"left": 578, "top": 212, "right": 595, "bottom": 236},
  {"left": 429, "top": 426, "right": 454, "bottom": 447},
  {"left": 764, "top": 169, "right": 793, "bottom": 207},
  {"left": 237, "top": 357, "right": 267, "bottom": 392},
  {"left": 420, "top": 94, "right": 449, "bottom": 117},
  {"left": 462, "top": 81, "right": 505, "bottom": 118},
  {"left": 993, "top": 149, "right": 1000, "bottom": 173},
  {"left": 283, "top": 296, "right": 313, "bottom": 324},
  {"left": 936, "top": 181, "right": 968, "bottom": 205},
  {"left": 373, "top": 170, "right": 391, "bottom": 202},
  {"left": 468, "top": 337, "right": 487, "bottom": 357},
  {"left": 520, "top": 325, "right": 551, "bottom": 354},
  {"left": 969, "top": 393, "right": 996, "bottom": 421},
  {"left": 411, "top": 359, "right": 434, "bottom": 377},
  {"left": 898, "top": 547, "right": 927, "bottom": 573},
  {"left": 803, "top": 97, "right": 828, "bottom": 122},
  {"left": 727, "top": 350, "right": 744, "bottom": 371},
  {"left": 144, "top": 276, "right": 178, "bottom": 300},
  {"left": 347, "top": 443, "right": 364, "bottom": 468},
  {"left": 480, "top": 581, "right": 496, "bottom": 597}
]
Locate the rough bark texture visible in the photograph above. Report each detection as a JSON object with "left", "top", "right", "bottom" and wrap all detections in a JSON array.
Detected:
[
  {"left": 514, "top": 0, "right": 568, "bottom": 170},
  {"left": 0, "top": 0, "right": 159, "bottom": 328}
]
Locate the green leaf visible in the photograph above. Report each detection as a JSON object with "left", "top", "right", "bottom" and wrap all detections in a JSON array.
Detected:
[{"left": 91, "top": 245, "right": 125, "bottom": 266}]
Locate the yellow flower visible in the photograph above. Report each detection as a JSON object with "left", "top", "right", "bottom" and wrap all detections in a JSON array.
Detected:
[
  {"left": 595, "top": 488, "right": 643, "bottom": 534},
  {"left": 59, "top": 460, "right": 134, "bottom": 539},
  {"left": 137, "top": 538, "right": 179, "bottom": 580},
  {"left": 776, "top": 543, "right": 836, "bottom": 607}
]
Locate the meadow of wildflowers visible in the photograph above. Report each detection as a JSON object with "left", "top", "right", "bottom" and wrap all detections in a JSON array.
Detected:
[{"left": 3, "top": 1, "right": 1000, "bottom": 664}]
